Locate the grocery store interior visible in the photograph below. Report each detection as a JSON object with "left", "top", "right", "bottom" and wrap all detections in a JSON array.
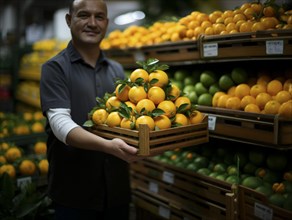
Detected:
[{"left": 0, "top": 0, "right": 292, "bottom": 219}]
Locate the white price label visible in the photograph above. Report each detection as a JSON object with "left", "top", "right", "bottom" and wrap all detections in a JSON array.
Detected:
[
  {"left": 162, "top": 171, "right": 174, "bottom": 184},
  {"left": 149, "top": 181, "right": 158, "bottom": 193},
  {"left": 17, "top": 176, "right": 32, "bottom": 189},
  {"left": 208, "top": 115, "right": 216, "bottom": 131},
  {"left": 134, "top": 51, "right": 145, "bottom": 61},
  {"left": 266, "top": 40, "right": 283, "bottom": 55},
  {"left": 203, "top": 43, "right": 218, "bottom": 57},
  {"left": 254, "top": 202, "right": 273, "bottom": 220},
  {"left": 159, "top": 206, "right": 170, "bottom": 219}
]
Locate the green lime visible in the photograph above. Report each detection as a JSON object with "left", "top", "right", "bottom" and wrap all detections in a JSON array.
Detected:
[
  {"left": 219, "top": 74, "right": 235, "bottom": 91},
  {"left": 198, "top": 93, "right": 212, "bottom": 106},
  {"left": 209, "top": 83, "right": 221, "bottom": 96},
  {"left": 194, "top": 82, "right": 208, "bottom": 96},
  {"left": 200, "top": 70, "right": 216, "bottom": 87},
  {"left": 174, "top": 70, "right": 188, "bottom": 81},
  {"left": 231, "top": 67, "right": 248, "bottom": 84}
]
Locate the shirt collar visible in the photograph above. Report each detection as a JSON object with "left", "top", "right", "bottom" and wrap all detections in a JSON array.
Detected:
[{"left": 67, "top": 40, "right": 109, "bottom": 66}]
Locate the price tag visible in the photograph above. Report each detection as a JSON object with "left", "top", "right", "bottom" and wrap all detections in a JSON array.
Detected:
[
  {"left": 148, "top": 181, "right": 158, "bottom": 193},
  {"left": 203, "top": 43, "right": 218, "bottom": 57},
  {"left": 17, "top": 176, "right": 32, "bottom": 189},
  {"left": 266, "top": 40, "right": 283, "bottom": 55},
  {"left": 134, "top": 51, "right": 145, "bottom": 61},
  {"left": 158, "top": 206, "right": 170, "bottom": 219},
  {"left": 254, "top": 202, "right": 273, "bottom": 220},
  {"left": 208, "top": 115, "right": 216, "bottom": 131},
  {"left": 162, "top": 171, "right": 174, "bottom": 184}
]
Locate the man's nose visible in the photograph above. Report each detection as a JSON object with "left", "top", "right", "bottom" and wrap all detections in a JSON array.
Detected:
[{"left": 88, "top": 15, "right": 97, "bottom": 26}]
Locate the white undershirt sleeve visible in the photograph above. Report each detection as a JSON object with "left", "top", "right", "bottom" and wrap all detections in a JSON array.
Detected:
[{"left": 46, "top": 108, "right": 80, "bottom": 144}]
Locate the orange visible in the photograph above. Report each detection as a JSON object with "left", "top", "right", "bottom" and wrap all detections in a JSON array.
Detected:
[
  {"left": 5, "top": 147, "right": 22, "bottom": 163},
  {"left": 250, "top": 84, "right": 267, "bottom": 97},
  {"left": 251, "top": 22, "right": 265, "bottom": 32},
  {"left": 154, "top": 115, "right": 172, "bottom": 130},
  {"left": 266, "top": 80, "right": 283, "bottom": 96},
  {"left": 173, "top": 113, "right": 189, "bottom": 126},
  {"left": 147, "top": 86, "right": 165, "bottom": 105},
  {"left": 264, "top": 100, "right": 281, "bottom": 115},
  {"left": 19, "top": 159, "right": 37, "bottom": 176},
  {"left": 0, "top": 142, "right": 9, "bottom": 151},
  {"left": 34, "top": 141, "right": 47, "bottom": 155},
  {"left": 115, "top": 84, "right": 130, "bottom": 102},
  {"left": 149, "top": 70, "right": 169, "bottom": 88},
  {"left": 278, "top": 101, "right": 292, "bottom": 119},
  {"left": 212, "top": 91, "right": 226, "bottom": 107},
  {"left": 23, "top": 112, "right": 33, "bottom": 121},
  {"left": 275, "top": 90, "right": 292, "bottom": 104},
  {"left": 234, "top": 84, "right": 250, "bottom": 99},
  {"left": 130, "top": 68, "right": 149, "bottom": 83},
  {"left": 136, "top": 99, "right": 156, "bottom": 115},
  {"left": 92, "top": 109, "right": 109, "bottom": 125},
  {"left": 240, "top": 95, "right": 256, "bottom": 110},
  {"left": 189, "top": 110, "right": 204, "bottom": 124},
  {"left": 125, "top": 101, "right": 136, "bottom": 115},
  {"left": 34, "top": 111, "right": 45, "bottom": 121},
  {"left": 168, "top": 84, "right": 181, "bottom": 101},
  {"left": 263, "top": 6, "right": 276, "bottom": 17},
  {"left": 244, "top": 103, "right": 261, "bottom": 113},
  {"left": 128, "top": 86, "right": 147, "bottom": 104},
  {"left": 225, "top": 97, "right": 241, "bottom": 110},
  {"left": 105, "top": 96, "right": 121, "bottom": 111},
  {"left": 217, "top": 94, "right": 231, "bottom": 108},
  {"left": 157, "top": 100, "right": 177, "bottom": 118},
  {"left": 105, "top": 111, "right": 122, "bottom": 128},
  {"left": 251, "top": 3, "right": 263, "bottom": 15},
  {"left": 0, "top": 155, "right": 6, "bottom": 164},
  {"left": 31, "top": 121, "right": 45, "bottom": 133},
  {"left": 227, "top": 86, "right": 236, "bottom": 96},
  {"left": 243, "top": 7, "right": 256, "bottom": 20},
  {"left": 0, "top": 164, "right": 16, "bottom": 178},
  {"left": 257, "top": 75, "right": 271, "bottom": 86},
  {"left": 120, "top": 116, "right": 136, "bottom": 129},
  {"left": 174, "top": 96, "right": 191, "bottom": 111},
  {"left": 38, "top": 159, "right": 49, "bottom": 175},
  {"left": 239, "top": 21, "right": 253, "bottom": 32},
  {"left": 261, "top": 17, "right": 279, "bottom": 29},
  {"left": 256, "top": 92, "right": 272, "bottom": 110},
  {"left": 135, "top": 115, "right": 155, "bottom": 131}
]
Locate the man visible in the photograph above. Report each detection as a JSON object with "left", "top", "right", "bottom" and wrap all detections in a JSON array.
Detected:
[{"left": 40, "top": 0, "right": 141, "bottom": 219}]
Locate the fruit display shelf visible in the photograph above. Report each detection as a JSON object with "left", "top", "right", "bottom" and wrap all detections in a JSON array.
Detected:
[
  {"left": 1, "top": 132, "right": 47, "bottom": 146},
  {"left": 238, "top": 185, "right": 292, "bottom": 220},
  {"left": 196, "top": 105, "right": 292, "bottom": 150},
  {"left": 130, "top": 158, "right": 237, "bottom": 220},
  {"left": 90, "top": 116, "right": 208, "bottom": 156}
]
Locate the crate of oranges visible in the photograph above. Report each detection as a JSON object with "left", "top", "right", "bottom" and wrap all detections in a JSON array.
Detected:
[{"left": 84, "top": 58, "right": 209, "bottom": 156}]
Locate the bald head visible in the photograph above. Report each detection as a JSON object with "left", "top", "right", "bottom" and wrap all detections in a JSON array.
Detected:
[{"left": 69, "top": 0, "right": 106, "bottom": 15}]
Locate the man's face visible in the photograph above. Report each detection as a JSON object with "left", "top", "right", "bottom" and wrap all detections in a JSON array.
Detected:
[{"left": 66, "top": 0, "right": 108, "bottom": 46}]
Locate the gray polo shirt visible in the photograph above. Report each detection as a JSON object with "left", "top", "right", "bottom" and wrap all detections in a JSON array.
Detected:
[{"left": 40, "top": 41, "right": 131, "bottom": 210}]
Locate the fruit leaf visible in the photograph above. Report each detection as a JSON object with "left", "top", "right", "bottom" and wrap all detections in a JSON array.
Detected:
[
  {"left": 118, "top": 104, "right": 131, "bottom": 119},
  {"left": 83, "top": 120, "right": 94, "bottom": 127},
  {"left": 177, "top": 103, "right": 189, "bottom": 113},
  {"left": 151, "top": 108, "right": 165, "bottom": 117},
  {"left": 149, "top": 78, "right": 159, "bottom": 86}
]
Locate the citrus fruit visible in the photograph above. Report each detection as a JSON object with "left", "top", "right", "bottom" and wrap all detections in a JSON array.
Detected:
[
  {"left": 194, "top": 82, "right": 208, "bottom": 96},
  {"left": 184, "top": 76, "right": 197, "bottom": 86},
  {"left": 154, "top": 115, "right": 172, "bottom": 130},
  {"left": 105, "top": 96, "right": 121, "bottom": 111},
  {"left": 175, "top": 96, "right": 192, "bottom": 110},
  {"left": 174, "top": 70, "right": 187, "bottom": 81},
  {"left": 241, "top": 176, "right": 263, "bottom": 189},
  {"left": 217, "top": 94, "right": 231, "bottom": 108},
  {"left": 149, "top": 70, "right": 169, "bottom": 88},
  {"left": 209, "top": 83, "right": 221, "bottom": 96},
  {"left": 128, "top": 86, "right": 147, "bottom": 104},
  {"left": 200, "top": 70, "right": 216, "bottom": 87},
  {"left": 256, "top": 92, "right": 272, "bottom": 110},
  {"left": 244, "top": 103, "right": 261, "bottom": 113},
  {"left": 234, "top": 83, "right": 250, "bottom": 99},
  {"left": 212, "top": 91, "right": 226, "bottom": 107},
  {"left": 198, "top": 93, "right": 212, "bottom": 106},
  {"left": 250, "top": 84, "right": 266, "bottom": 97},
  {"left": 275, "top": 90, "right": 292, "bottom": 104},
  {"left": 31, "top": 121, "right": 45, "bottom": 133},
  {"left": 264, "top": 100, "right": 281, "bottom": 115},
  {"left": 136, "top": 99, "right": 156, "bottom": 114},
  {"left": 34, "top": 141, "right": 47, "bottom": 155},
  {"left": 240, "top": 95, "right": 256, "bottom": 109},
  {"left": 283, "top": 79, "right": 292, "bottom": 92},
  {"left": 168, "top": 84, "right": 181, "bottom": 101},
  {"left": 5, "top": 147, "right": 22, "bottom": 163},
  {"left": 130, "top": 68, "right": 149, "bottom": 83},
  {"left": 19, "top": 159, "right": 37, "bottom": 176},
  {"left": 226, "top": 96, "right": 241, "bottom": 110},
  {"left": 188, "top": 91, "right": 198, "bottom": 104},
  {"left": 135, "top": 115, "right": 155, "bottom": 131},
  {"left": 278, "top": 101, "right": 292, "bottom": 119},
  {"left": 148, "top": 86, "right": 165, "bottom": 105},
  {"left": 105, "top": 111, "right": 122, "bottom": 127},
  {"left": 120, "top": 116, "right": 136, "bottom": 129},
  {"left": 115, "top": 84, "right": 130, "bottom": 101},
  {"left": 189, "top": 110, "right": 204, "bottom": 124},
  {"left": 266, "top": 80, "right": 283, "bottom": 96},
  {"left": 125, "top": 101, "right": 136, "bottom": 115},
  {"left": 0, "top": 164, "right": 16, "bottom": 178},
  {"left": 157, "top": 100, "right": 176, "bottom": 118},
  {"left": 0, "top": 155, "right": 7, "bottom": 164},
  {"left": 231, "top": 67, "right": 248, "bottom": 84},
  {"left": 173, "top": 113, "right": 189, "bottom": 126},
  {"left": 257, "top": 74, "right": 271, "bottom": 86},
  {"left": 38, "top": 159, "right": 49, "bottom": 175},
  {"left": 219, "top": 74, "right": 235, "bottom": 91},
  {"left": 92, "top": 109, "right": 109, "bottom": 125}
]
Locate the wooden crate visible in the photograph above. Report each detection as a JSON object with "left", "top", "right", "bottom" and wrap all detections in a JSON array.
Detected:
[
  {"left": 196, "top": 106, "right": 292, "bottom": 149},
  {"left": 198, "top": 30, "right": 292, "bottom": 60},
  {"left": 238, "top": 185, "right": 292, "bottom": 220},
  {"left": 130, "top": 159, "right": 237, "bottom": 220},
  {"left": 141, "top": 40, "right": 200, "bottom": 63},
  {"left": 90, "top": 117, "right": 208, "bottom": 156}
]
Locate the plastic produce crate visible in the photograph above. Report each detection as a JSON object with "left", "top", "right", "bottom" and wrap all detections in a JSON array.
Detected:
[{"left": 90, "top": 117, "right": 208, "bottom": 156}]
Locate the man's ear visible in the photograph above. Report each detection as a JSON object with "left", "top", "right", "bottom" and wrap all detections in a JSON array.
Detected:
[{"left": 65, "top": 14, "right": 71, "bottom": 27}]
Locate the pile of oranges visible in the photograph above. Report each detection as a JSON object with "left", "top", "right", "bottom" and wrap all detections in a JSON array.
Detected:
[
  {"left": 212, "top": 74, "right": 292, "bottom": 119},
  {"left": 101, "top": 1, "right": 292, "bottom": 50},
  {"left": 88, "top": 59, "right": 204, "bottom": 131}
]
